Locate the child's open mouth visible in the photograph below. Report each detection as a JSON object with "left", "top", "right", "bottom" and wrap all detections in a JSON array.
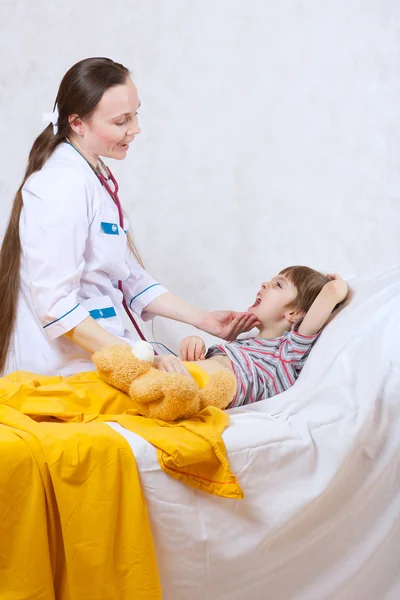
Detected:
[{"left": 250, "top": 295, "right": 262, "bottom": 308}]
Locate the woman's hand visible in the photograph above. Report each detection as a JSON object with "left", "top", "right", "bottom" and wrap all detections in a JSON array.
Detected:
[
  {"left": 198, "top": 311, "right": 260, "bottom": 341},
  {"left": 153, "top": 354, "right": 190, "bottom": 375},
  {"left": 180, "top": 336, "right": 206, "bottom": 361},
  {"left": 144, "top": 293, "right": 261, "bottom": 341}
]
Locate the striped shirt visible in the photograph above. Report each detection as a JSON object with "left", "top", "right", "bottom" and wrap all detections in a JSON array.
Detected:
[{"left": 206, "top": 325, "right": 319, "bottom": 408}]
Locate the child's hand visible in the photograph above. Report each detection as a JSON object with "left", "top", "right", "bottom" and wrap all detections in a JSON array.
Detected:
[
  {"left": 325, "top": 274, "right": 349, "bottom": 303},
  {"left": 298, "top": 274, "right": 350, "bottom": 336},
  {"left": 180, "top": 336, "right": 206, "bottom": 361}
]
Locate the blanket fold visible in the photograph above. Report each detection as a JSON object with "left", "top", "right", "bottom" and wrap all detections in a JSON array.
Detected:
[{"left": 0, "top": 371, "right": 243, "bottom": 599}]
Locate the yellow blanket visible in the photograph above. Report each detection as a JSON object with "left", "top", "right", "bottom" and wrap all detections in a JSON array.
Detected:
[{"left": 0, "top": 371, "right": 243, "bottom": 599}]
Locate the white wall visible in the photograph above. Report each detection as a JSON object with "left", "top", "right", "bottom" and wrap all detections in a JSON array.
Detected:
[{"left": 0, "top": 0, "right": 399, "bottom": 350}]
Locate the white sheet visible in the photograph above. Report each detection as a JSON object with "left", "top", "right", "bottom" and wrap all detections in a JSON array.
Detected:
[{"left": 108, "top": 264, "right": 400, "bottom": 600}]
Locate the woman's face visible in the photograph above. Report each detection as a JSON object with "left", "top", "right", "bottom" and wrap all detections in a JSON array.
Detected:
[{"left": 72, "top": 77, "right": 141, "bottom": 161}]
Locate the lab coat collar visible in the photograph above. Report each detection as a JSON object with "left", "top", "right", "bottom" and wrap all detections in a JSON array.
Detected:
[{"left": 52, "top": 141, "right": 98, "bottom": 177}]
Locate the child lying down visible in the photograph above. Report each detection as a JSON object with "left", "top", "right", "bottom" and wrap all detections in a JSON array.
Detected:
[{"left": 154, "top": 266, "right": 349, "bottom": 407}]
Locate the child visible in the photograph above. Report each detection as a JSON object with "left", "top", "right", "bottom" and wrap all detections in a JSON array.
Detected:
[{"left": 155, "top": 266, "right": 349, "bottom": 408}]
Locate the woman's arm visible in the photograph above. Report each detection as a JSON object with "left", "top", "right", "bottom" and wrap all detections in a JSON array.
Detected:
[
  {"left": 65, "top": 316, "right": 130, "bottom": 354},
  {"left": 64, "top": 292, "right": 258, "bottom": 356},
  {"left": 144, "top": 292, "right": 205, "bottom": 327},
  {"left": 144, "top": 292, "right": 259, "bottom": 340}
]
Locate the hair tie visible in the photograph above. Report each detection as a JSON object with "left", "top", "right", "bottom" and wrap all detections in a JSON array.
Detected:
[{"left": 42, "top": 104, "right": 59, "bottom": 135}]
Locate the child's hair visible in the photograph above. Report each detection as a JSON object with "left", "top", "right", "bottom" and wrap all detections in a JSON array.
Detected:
[{"left": 279, "top": 266, "right": 330, "bottom": 313}]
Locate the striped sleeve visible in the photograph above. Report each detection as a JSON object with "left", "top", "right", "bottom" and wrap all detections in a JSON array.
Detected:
[{"left": 279, "top": 324, "right": 319, "bottom": 363}]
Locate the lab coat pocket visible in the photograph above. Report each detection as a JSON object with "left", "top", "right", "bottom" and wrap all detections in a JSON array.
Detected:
[
  {"left": 97, "top": 211, "right": 130, "bottom": 280},
  {"left": 80, "top": 295, "right": 123, "bottom": 337}
]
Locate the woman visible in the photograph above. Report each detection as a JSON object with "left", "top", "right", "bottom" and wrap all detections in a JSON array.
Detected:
[{"left": 0, "top": 57, "right": 258, "bottom": 376}]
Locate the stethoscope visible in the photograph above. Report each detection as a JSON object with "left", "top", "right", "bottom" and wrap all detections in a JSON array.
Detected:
[{"left": 65, "top": 138, "right": 177, "bottom": 356}]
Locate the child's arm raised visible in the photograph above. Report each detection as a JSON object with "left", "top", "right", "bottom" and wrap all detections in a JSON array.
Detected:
[{"left": 298, "top": 275, "right": 349, "bottom": 337}]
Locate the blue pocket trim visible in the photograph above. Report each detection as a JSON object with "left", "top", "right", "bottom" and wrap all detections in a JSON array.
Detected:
[
  {"left": 89, "top": 307, "right": 117, "bottom": 320},
  {"left": 101, "top": 222, "right": 119, "bottom": 235}
]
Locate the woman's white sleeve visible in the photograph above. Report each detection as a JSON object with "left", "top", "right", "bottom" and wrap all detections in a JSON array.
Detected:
[
  {"left": 21, "top": 168, "right": 90, "bottom": 339},
  {"left": 122, "top": 253, "right": 168, "bottom": 322}
]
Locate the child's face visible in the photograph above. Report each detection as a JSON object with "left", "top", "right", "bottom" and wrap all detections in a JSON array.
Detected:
[{"left": 248, "top": 274, "right": 300, "bottom": 325}]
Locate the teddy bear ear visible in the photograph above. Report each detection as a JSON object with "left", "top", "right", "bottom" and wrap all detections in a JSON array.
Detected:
[{"left": 92, "top": 351, "right": 112, "bottom": 373}]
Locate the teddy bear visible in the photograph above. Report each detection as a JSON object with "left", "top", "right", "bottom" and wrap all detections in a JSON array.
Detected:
[{"left": 92, "top": 341, "right": 237, "bottom": 421}]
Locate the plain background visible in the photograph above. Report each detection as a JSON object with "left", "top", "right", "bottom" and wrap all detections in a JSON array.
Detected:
[{"left": 0, "top": 0, "right": 399, "bottom": 350}]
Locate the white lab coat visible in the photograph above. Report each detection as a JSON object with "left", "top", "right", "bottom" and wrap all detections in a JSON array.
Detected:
[{"left": 5, "top": 142, "right": 168, "bottom": 376}]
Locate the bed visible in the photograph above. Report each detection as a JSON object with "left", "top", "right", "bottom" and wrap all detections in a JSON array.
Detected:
[{"left": 108, "top": 264, "right": 400, "bottom": 600}]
